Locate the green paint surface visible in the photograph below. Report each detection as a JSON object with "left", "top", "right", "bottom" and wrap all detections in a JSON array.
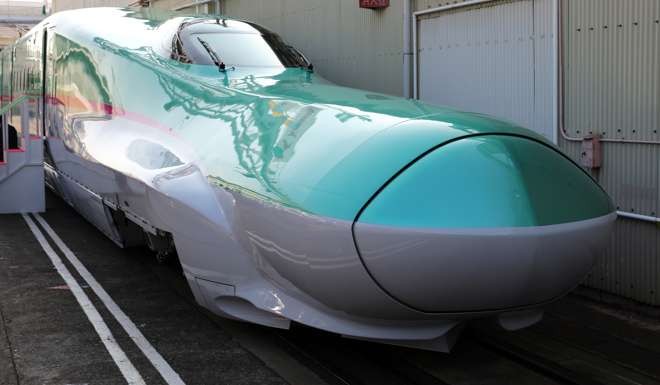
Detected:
[{"left": 359, "top": 135, "right": 614, "bottom": 227}]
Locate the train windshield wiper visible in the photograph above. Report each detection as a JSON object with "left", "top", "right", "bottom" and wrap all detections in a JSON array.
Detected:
[
  {"left": 196, "top": 37, "right": 229, "bottom": 72},
  {"left": 286, "top": 45, "right": 313, "bottom": 72}
]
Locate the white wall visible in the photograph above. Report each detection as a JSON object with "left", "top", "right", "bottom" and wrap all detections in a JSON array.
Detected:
[{"left": 52, "top": 0, "right": 132, "bottom": 13}]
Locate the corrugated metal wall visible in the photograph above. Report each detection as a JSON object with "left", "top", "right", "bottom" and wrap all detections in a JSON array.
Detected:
[
  {"left": 220, "top": 0, "right": 405, "bottom": 96},
  {"left": 414, "top": 1, "right": 470, "bottom": 12},
  {"left": 561, "top": 0, "right": 660, "bottom": 306},
  {"left": 416, "top": 0, "right": 555, "bottom": 140},
  {"left": 0, "top": 0, "right": 43, "bottom": 16},
  {"left": 51, "top": 0, "right": 132, "bottom": 12},
  {"left": 564, "top": 0, "right": 660, "bottom": 143},
  {"left": 150, "top": 0, "right": 218, "bottom": 13}
]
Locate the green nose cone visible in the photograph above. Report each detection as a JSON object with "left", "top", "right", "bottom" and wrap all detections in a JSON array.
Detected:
[{"left": 358, "top": 135, "right": 614, "bottom": 229}]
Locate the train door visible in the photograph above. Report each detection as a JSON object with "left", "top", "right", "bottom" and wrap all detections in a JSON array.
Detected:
[
  {"left": 43, "top": 27, "right": 61, "bottom": 146},
  {"left": 9, "top": 46, "right": 22, "bottom": 151},
  {"left": 42, "top": 26, "right": 62, "bottom": 189},
  {"left": 1, "top": 52, "right": 5, "bottom": 163},
  {"left": 0, "top": 44, "right": 16, "bottom": 164},
  {"left": 42, "top": 27, "right": 54, "bottom": 158},
  {"left": 40, "top": 27, "right": 47, "bottom": 138},
  {"left": 0, "top": 52, "right": 3, "bottom": 110}
]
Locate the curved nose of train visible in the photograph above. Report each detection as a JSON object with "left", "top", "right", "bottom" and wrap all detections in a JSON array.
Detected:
[{"left": 354, "top": 135, "right": 616, "bottom": 313}]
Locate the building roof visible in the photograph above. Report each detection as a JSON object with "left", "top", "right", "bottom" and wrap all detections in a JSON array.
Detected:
[{"left": 0, "top": 0, "right": 44, "bottom": 48}]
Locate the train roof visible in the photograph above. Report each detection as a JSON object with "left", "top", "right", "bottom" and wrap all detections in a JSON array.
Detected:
[
  {"left": 49, "top": 6, "right": 226, "bottom": 29},
  {"left": 26, "top": 7, "right": 253, "bottom": 51}
]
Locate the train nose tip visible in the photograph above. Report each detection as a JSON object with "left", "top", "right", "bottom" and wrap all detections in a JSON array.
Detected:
[{"left": 354, "top": 135, "right": 616, "bottom": 313}]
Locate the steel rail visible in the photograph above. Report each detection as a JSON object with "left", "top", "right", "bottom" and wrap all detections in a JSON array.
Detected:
[
  {"left": 469, "top": 327, "right": 607, "bottom": 385},
  {"left": 275, "top": 326, "right": 453, "bottom": 385}
]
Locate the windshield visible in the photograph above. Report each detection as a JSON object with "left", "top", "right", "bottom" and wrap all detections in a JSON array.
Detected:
[
  {"left": 194, "top": 33, "right": 284, "bottom": 67},
  {"left": 173, "top": 19, "right": 310, "bottom": 69}
]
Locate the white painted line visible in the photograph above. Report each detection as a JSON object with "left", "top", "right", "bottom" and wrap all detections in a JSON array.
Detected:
[
  {"left": 33, "top": 213, "right": 186, "bottom": 385},
  {"left": 22, "top": 214, "right": 146, "bottom": 385}
]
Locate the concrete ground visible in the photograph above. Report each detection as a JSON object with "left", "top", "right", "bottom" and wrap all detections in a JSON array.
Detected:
[
  {"left": 1, "top": 191, "right": 660, "bottom": 385},
  {"left": 0, "top": 193, "right": 315, "bottom": 385}
]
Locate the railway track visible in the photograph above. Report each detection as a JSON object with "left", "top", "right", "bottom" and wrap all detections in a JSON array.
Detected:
[
  {"left": 147, "top": 252, "right": 660, "bottom": 385},
  {"left": 468, "top": 328, "right": 605, "bottom": 385},
  {"left": 275, "top": 325, "right": 451, "bottom": 385}
]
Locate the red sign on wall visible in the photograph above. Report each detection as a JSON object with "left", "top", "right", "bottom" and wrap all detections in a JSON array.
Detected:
[{"left": 359, "top": 0, "right": 389, "bottom": 9}]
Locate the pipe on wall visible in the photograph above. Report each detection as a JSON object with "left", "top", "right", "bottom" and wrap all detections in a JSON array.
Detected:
[
  {"left": 553, "top": 0, "right": 659, "bottom": 224},
  {"left": 403, "top": 0, "right": 413, "bottom": 98},
  {"left": 617, "top": 211, "right": 660, "bottom": 224},
  {"left": 556, "top": 4, "right": 660, "bottom": 147},
  {"left": 552, "top": 0, "right": 559, "bottom": 145}
]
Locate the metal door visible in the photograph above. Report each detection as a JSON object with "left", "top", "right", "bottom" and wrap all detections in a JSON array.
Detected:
[{"left": 415, "top": 0, "right": 556, "bottom": 141}]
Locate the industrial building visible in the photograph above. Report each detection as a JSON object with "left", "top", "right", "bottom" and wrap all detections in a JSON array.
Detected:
[
  {"left": 144, "top": 0, "right": 660, "bottom": 308},
  {"left": 0, "top": 0, "right": 44, "bottom": 49}
]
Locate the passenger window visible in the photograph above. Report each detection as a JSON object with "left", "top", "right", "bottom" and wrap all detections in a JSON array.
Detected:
[{"left": 9, "top": 70, "right": 23, "bottom": 150}]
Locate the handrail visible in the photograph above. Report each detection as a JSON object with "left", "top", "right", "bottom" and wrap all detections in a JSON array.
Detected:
[{"left": 0, "top": 94, "right": 38, "bottom": 116}]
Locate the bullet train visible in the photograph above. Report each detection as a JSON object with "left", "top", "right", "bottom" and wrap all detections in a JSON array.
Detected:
[{"left": 1, "top": 8, "right": 615, "bottom": 351}]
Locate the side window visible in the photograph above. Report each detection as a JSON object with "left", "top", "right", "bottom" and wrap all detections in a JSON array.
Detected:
[
  {"left": 9, "top": 53, "right": 26, "bottom": 149},
  {"left": 171, "top": 33, "right": 192, "bottom": 64},
  {"left": 27, "top": 67, "right": 39, "bottom": 137}
]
